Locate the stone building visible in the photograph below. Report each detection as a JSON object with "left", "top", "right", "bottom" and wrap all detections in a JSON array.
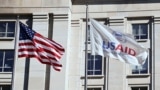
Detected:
[{"left": 0, "top": 0, "right": 160, "bottom": 90}]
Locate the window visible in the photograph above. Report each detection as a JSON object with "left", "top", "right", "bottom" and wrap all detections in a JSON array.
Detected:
[
  {"left": 88, "top": 88, "right": 101, "bottom": 90},
  {"left": 0, "top": 50, "right": 14, "bottom": 72},
  {"left": 87, "top": 53, "right": 102, "bottom": 75},
  {"left": 131, "top": 49, "right": 149, "bottom": 74},
  {"left": 132, "top": 58, "right": 148, "bottom": 74},
  {"left": 127, "top": 17, "right": 151, "bottom": 41},
  {"left": 0, "top": 21, "right": 15, "bottom": 37},
  {"left": 132, "top": 87, "right": 148, "bottom": 90},
  {"left": 132, "top": 23, "right": 148, "bottom": 40},
  {"left": 0, "top": 85, "right": 11, "bottom": 90}
]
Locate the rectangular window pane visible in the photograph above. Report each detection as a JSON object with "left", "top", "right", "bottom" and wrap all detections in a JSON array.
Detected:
[
  {"left": 132, "top": 24, "right": 148, "bottom": 40},
  {"left": 87, "top": 53, "right": 102, "bottom": 75},
  {"left": 4, "top": 50, "right": 14, "bottom": 72},
  {"left": 0, "top": 22, "right": 6, "bottom": 37},
  {"left": 88, "top": 88, "right": 101, "bottom": 90},
  {"left": 0, "top": 51, "right": 4, "bottom": 72},
  {"left": 7, "top": 22, "right": 15, "bottom": 37},
  {"left": 140, "top": 24, "right": 148, "bottom": 39},
  {"left": 88, "top": 54, "right": 94, "bottom": 75},
  {"left": 95, "top": 56, "right": 102, "bottom": 69},
  {"left": 0, "top": 21, "right": 15, "bottom": 37},
  {"left": 0, "top": 50, "right": 14, "bottom": 72},
  {"left": 95, "top": 55, "right": 102, "bottom": 75},
  {"left": 0, "top": 22, "right": 6, "bottom": 32},
  {"left": 132, "top": 87, "right": 147, "bottom": 90},
  {"left": 88, "top": 55, "right": 94, "bottom": 70},
  {"left": 7, "top": 22, "right": 15, "bottom": 32},
  {"left": 7, "top": 33, "right": 14, "bottom": 37},
  {"left": 0, "top": 85, "right": 11, "bottom": 90},
  {"left": 0, "top": 33, "right": 5, "bottom": 37}
]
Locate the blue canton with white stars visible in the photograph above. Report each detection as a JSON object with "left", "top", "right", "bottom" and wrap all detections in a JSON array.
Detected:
[{"left": 19, "top": 22, "right": 35, "bottom": 40}]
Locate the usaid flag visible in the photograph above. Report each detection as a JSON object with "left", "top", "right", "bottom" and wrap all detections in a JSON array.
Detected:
[{"left": 90, "top": 19, "right": 148, "bottom": 65}]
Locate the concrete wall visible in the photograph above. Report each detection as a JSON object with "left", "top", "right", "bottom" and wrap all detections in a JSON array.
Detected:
[
  {"left": 71, "top": 2, "right": 160, "bottom": 90},
  {"left": 0, "top": 0, "right": 71, "bottom": 7},
  {"left": 1, "top": 0, "right": 160, "bottom": 90},
  {"left": 0, "top": 0, "right": 71, "bottom": 90}
]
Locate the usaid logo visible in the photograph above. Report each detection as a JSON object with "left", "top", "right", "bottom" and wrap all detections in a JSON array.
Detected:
[{"left": 112, "top": 31, "right": 126, "bottom": 43}]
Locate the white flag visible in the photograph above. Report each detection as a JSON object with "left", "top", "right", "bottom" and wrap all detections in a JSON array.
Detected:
[{"left": 90, "top": 19, "right": 148, "bottom": 65}]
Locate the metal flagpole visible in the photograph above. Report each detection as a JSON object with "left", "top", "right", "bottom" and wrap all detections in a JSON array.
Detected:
[
  {"left": 44, "top": 13, "right": 54, "bottom": 90},
  {"left": 23, "top": 18, "right": 32, "bottom": 90},
  {"left": 104, "top": 20, "right": 109, "bottom": 90},
  {"left": 11, "top": 15, "right": 20, "bottom": 90},
  {"left": 104, "top": 57, "right": 109, "bottom": 90},
  {"left": 106, "top": 57, "right": 109, "bottom": 90},
  {"left": 84, "top": 4, "right": 89, "bottom": 90},
  {"left": 151, "top": 16, "right": 155, "bottom": 90},
  {"left": 23, "top": 58, "right": 30, "bottom": 90}
]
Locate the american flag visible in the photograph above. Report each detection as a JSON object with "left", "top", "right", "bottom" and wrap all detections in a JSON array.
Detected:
[{"left": 18, "top": 22, "right": 65, "bottom": 71}]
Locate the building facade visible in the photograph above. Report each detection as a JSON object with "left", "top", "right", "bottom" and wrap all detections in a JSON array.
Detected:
[{"left": 0, "top": 0, "right": 160, "bottom": 90}]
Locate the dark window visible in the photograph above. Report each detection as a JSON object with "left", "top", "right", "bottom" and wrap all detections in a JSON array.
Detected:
[
  {"left": 0, "top": 85, "right": 11, "bottom": 90},
  {"left": 88, "top": 88, "right": 101, "bottom": 90},
  {"left": 132, "top": 87, "right": 147, "bottom": 90},
  {"left": 0, "top": 21, "right": 15, "bottom": 37},
  {"left": 0, "top": 50, "right": 14, "bottom": 72},
  {"left": 132, "top": 58, "right": 148, "bottom": 74},
  {"left": 88, "top": 53, "right": 102, "bottom": 75},
  {"left": 132, "top": 24, "right": 148, "bottom": 40}
]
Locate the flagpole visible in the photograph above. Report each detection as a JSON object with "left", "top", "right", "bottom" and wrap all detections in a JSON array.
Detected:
[
  {"left": 84, "top": 4, "right": 89, "bottom": 90},
  {"left": 23, "top": 19, "right": 33, "bottom": 90},
  {"left": 151, "top": 16, "right": 155, "bottom": 90},
  {"left": 106, "top": 57, "right": 109, "bottom": 90},
  {"left": 23, "top": 57, "right": 30, "bottom": 90},
  {"left": 44, "top": 13, "right": 53, "bottom": 90},
  {"left": 11, "top": 15, "right": 20, "bottom": 90},
  {"left": 105, "top": 21, "right": 109, "bottom": 90}
]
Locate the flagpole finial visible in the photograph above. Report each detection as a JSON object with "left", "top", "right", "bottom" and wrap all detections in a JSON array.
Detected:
[
  {"left": 17, "top": 15, "right": 19, "bottom": 19},
  {"left": 85, "top": 0, "right": 88, "bottom": 6}
]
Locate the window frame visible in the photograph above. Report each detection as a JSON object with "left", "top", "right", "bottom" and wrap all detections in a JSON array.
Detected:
[
  {"left": 126, "top": 18, "right": 151, "bottom": 42},
  {"left": 87, "top": 86, "right": 103, "bottom": 90},
  {"left": 132, "top": 23, "right": 149, "bottom": 40},
  {"left": 130, "top": 49, "right": 150, "bottom": 75},
  {"left": 0, "top": 50, "right": 14, "bottom": 72},
  {"left": 87, "top": 53, "right": 103, "bottom": 76},
  {"left": 0, "top": 85, "right": 11, "bottom": 90},
  {"left": 0, "top": 20, "right": 16, "bottom": 39},
  {"left": 130, "top": 85, "right": 149, "bottom": 90},
  {"left": 126, "top": 17, "right": 152, "bottom": 76}
]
